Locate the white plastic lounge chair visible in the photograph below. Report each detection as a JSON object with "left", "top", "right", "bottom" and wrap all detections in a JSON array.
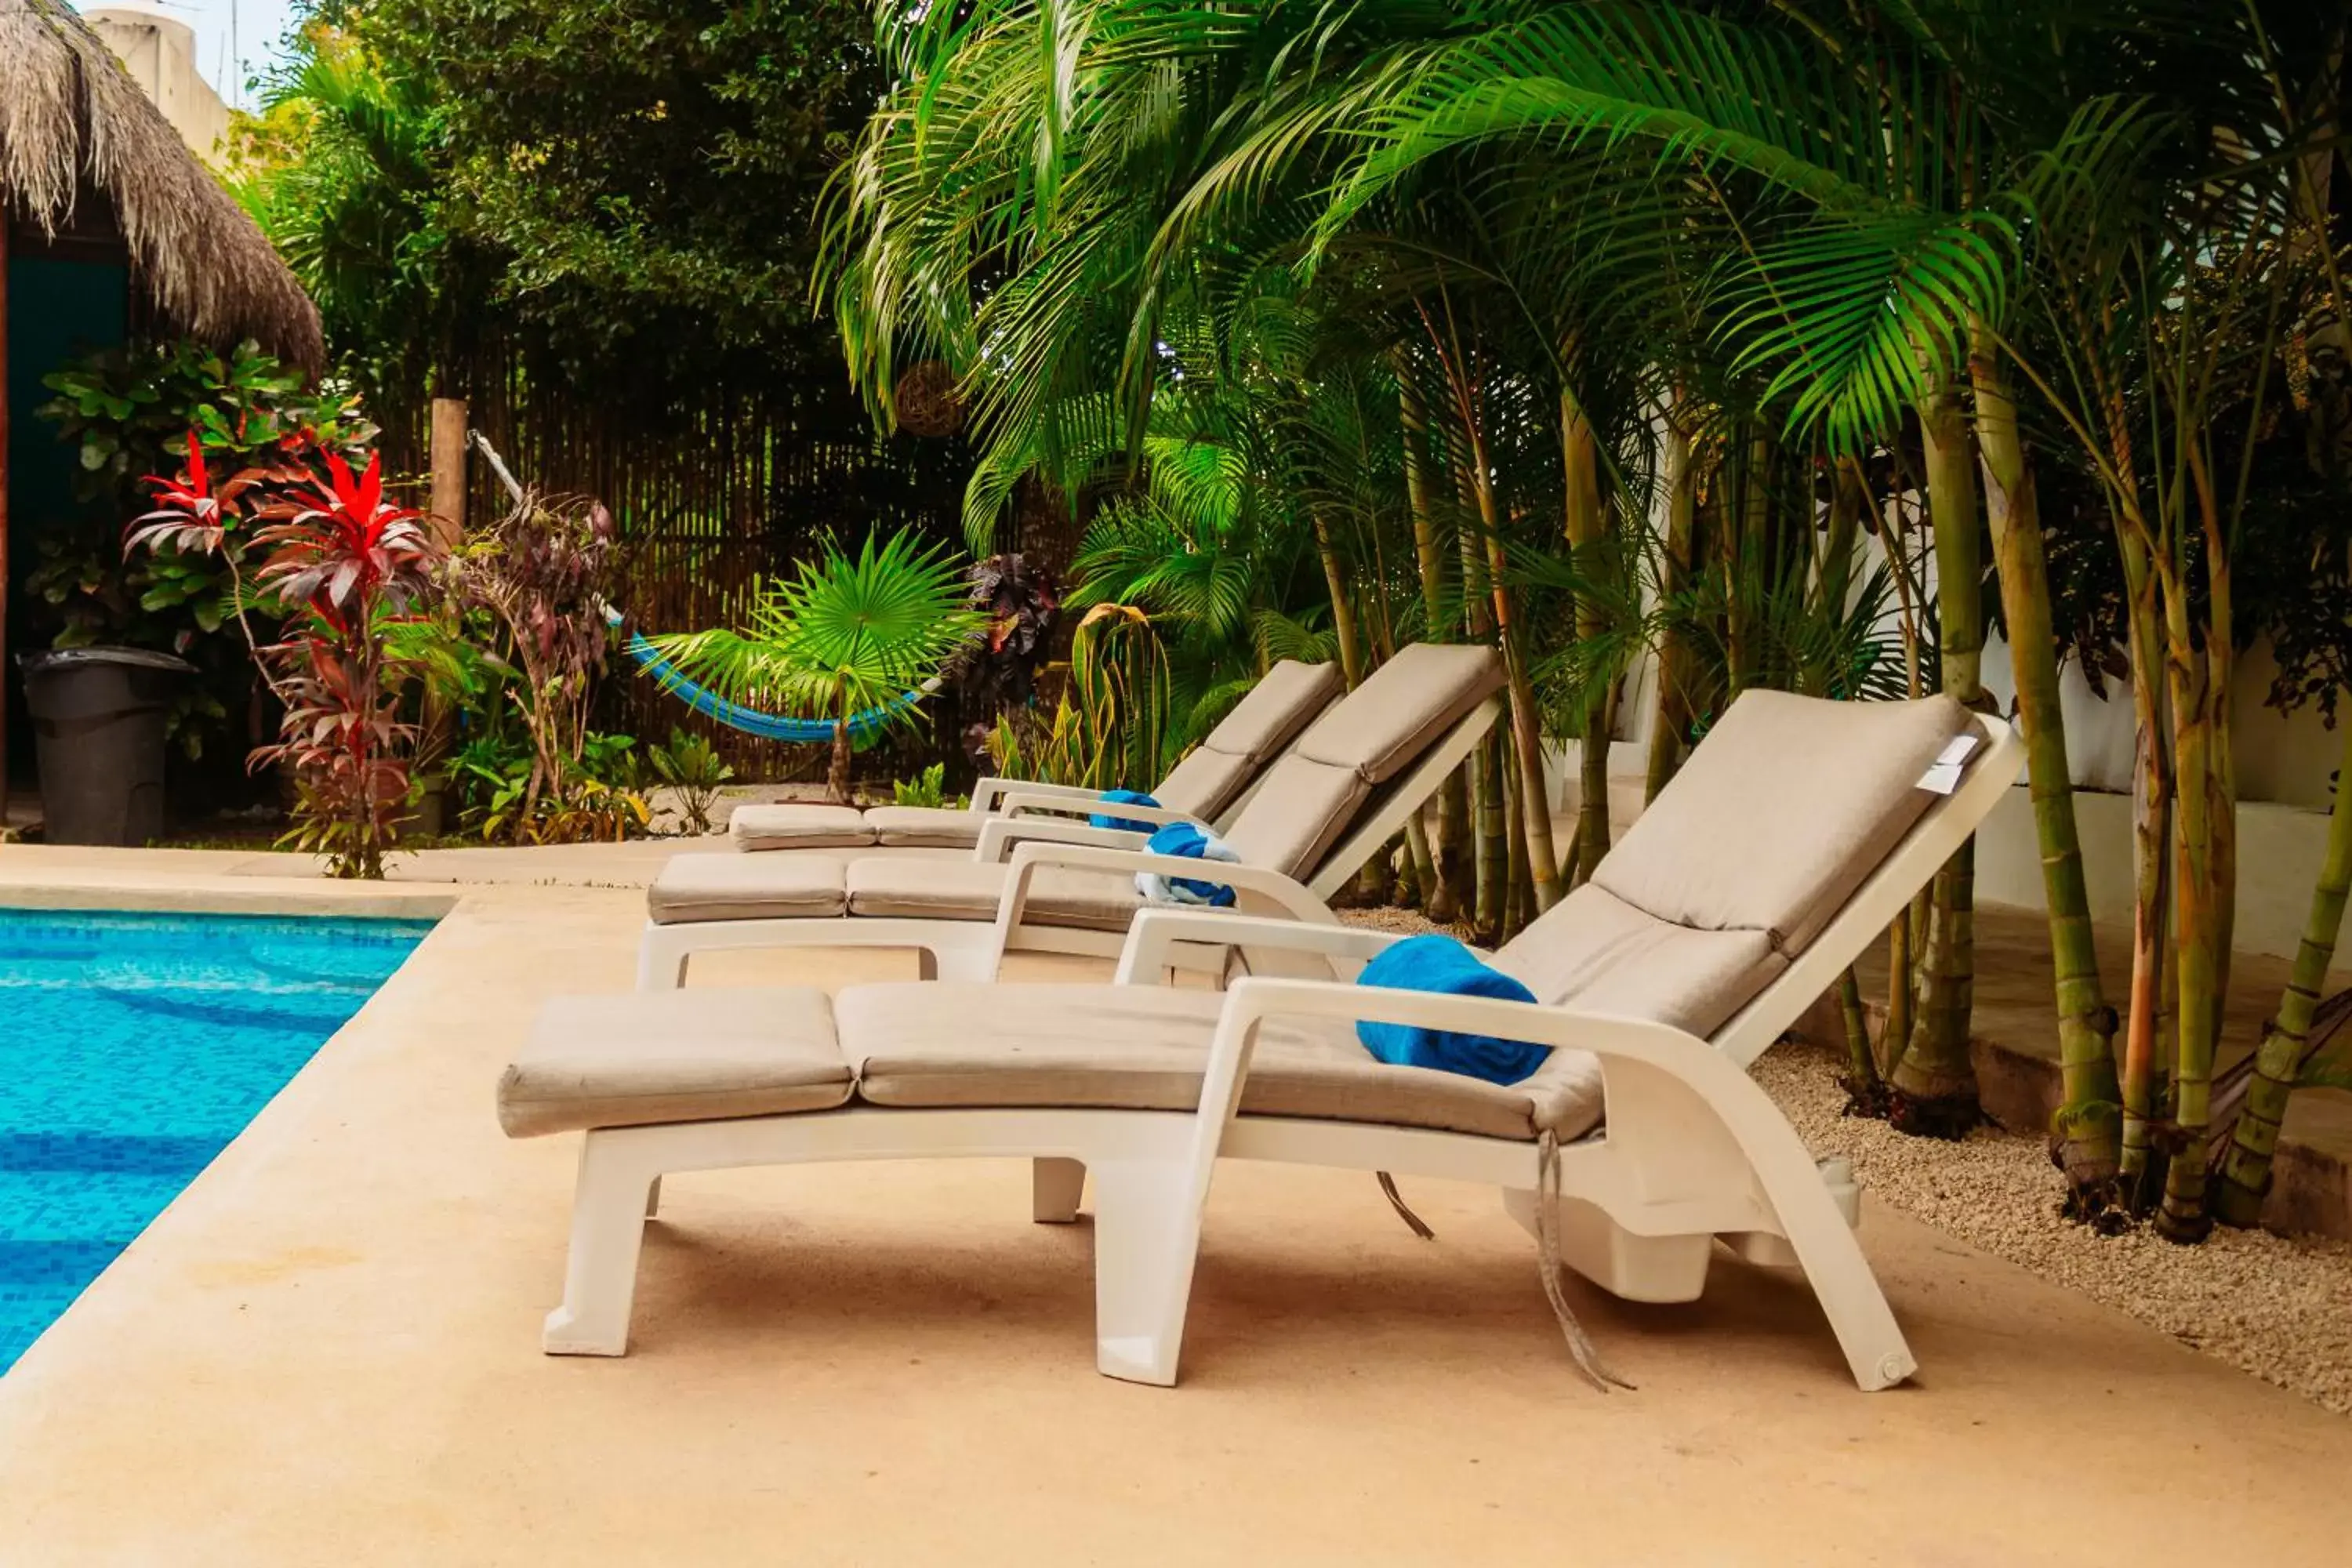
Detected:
[
  {"left": 724, "top": 658, "right": 1344, "bottom": 852},
  {"left": 500, "top": 689, "right": 2021, "bottom": 1391},
  {"left": 637, "top": 643, "right": 1506, "bottom": 987}
]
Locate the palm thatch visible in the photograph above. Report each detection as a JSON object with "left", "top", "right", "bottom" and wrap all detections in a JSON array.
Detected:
[{"left": 0, "top": 0, "right": 321, "bottom": 371}]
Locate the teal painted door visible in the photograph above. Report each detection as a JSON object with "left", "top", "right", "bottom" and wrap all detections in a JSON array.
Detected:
[{"left": 5, "top": 251, "right": 130, "bottom": 780}]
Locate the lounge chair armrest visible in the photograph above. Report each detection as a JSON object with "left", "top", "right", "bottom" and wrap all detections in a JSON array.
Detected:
[
  {"left": 1114, "top": 912, "right": 1404, "bottom": 986},
  {"left": 967, "top": 776, "right": 1105, "bottom": 813},
  {"left": 996, "top": 792, "right": 1206, "bottom": 830},
  {"left": 996, "top": 841, "right": 1334, "bottom": 927},
  {"left": 1193, "top": 977, "right": 1737, "bottom": 1130},
  {"left": 973, "top": 817, "right": 1152, "bottom": 862}
]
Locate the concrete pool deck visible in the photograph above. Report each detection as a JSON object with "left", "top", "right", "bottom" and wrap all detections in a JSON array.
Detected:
[{"left": 0, "top": 846, "right": 2347, "bottom": 1564}]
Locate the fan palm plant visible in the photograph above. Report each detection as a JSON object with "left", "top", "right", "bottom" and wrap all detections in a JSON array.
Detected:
[{"left": 642, "top": 529, "right": 983, "bottom": 803}]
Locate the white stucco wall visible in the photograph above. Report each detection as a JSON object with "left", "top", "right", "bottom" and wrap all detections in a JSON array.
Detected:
[{"left": 85, "top": 7, "right": 231, "bottom": 168}]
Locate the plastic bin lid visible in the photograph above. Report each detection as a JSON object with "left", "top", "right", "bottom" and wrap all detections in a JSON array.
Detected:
[{"left": 16, "top": 645, "right": 198, "bottom": 676}]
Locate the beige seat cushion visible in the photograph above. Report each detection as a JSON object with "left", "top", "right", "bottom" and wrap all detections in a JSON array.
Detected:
[
  {"left": 499, "top": 989, "right": 850, "bottom": 1137},
  {"left": 1493, "top": 884, "right": 1783, "bottom": 1040},
  {"left": 844, "top": 858, "right": 1141, "bottom": 933},
  {"left": 838, "top": 983, "right": 1604, "bottom": 1142},
  {"left": 648, "top": 852, "right": 847, "bottom": 924},
  {"left": 729, "top": 804, "right": 877, "bottom": 851},
  {"left": 1295, "top": 643, "right": 1505, "bottom": 784},
  {"left": 1594, "top": 691, "right": 1976, "bottom": 954},
  {"left": 864, "top": 804, "right": 984, "bottom": 848}
]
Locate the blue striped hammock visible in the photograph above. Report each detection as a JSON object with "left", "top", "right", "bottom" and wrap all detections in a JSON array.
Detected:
[{"left": 606, "top": 608, "right": 939, "bottom": 745}]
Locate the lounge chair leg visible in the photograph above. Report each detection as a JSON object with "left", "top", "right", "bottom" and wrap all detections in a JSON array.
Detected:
[
  {"left": 1033, "top": 1157, "right": 1085, "bottom": 1223},
  {"left": 636, "top": 929, "right": 688, "bottom": 991},
  {"left": 1773, "top": 1187, "right": 1916, "bottom": 1391},
  {"left": 931, "top": 946, "right": 998, "bottom": 983},
  {"left": 543, "top": 1135, "right": 658, "bottom": 1356},
  {"left": 1087, "top": 1160, "right": 1204, "bottom": 1388}
]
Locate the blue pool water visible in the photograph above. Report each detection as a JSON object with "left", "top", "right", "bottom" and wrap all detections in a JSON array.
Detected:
[{"left": 0, "top": 908, "right": 432, "bottom": 1372}]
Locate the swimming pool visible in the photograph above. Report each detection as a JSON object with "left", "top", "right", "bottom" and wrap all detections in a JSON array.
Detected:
[{"left": 0, "top": 908, "right": 433, "bottom": 1372}]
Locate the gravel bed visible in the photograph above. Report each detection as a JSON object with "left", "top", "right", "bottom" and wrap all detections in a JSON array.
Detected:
[{"left": 1753, "top": 1044, "right": 2352, "bottom": 1417}]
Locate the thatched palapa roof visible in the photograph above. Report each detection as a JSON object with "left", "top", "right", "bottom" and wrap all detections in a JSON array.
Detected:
[{"left": 0, "top": 0, "right": 322, "bottom": 372}]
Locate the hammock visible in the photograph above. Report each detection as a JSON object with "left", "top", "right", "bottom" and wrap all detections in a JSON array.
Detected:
[{"left": 605, "top": 608, "right": 938, "bottom": 745}]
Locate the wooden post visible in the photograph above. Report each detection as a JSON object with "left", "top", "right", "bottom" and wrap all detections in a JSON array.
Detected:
[
  {"left": 1, "top": 212, "right": 13, "bottom": 833},
  {"left": 429, "top": 397, "right": 468, "bottom": 544},
  {"left": 416, "top": 397, "right": 467, "bottom": 836}
]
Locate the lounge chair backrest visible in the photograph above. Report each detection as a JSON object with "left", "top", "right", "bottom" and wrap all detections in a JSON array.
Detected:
[
  {"left": 1494, "top": 690, "right": 1983, "bottom": 1044},
  {"left": 1222, "top": 643, "right": 1507, "bottom": 882},
  {"left": 1152, "top": 659, "right": 1345, "bottom": 819}
]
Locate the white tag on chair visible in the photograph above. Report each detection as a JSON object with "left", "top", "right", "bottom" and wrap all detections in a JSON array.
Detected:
[{"left": 1915, "top": 733, "right": 1981, "bottom": 795}]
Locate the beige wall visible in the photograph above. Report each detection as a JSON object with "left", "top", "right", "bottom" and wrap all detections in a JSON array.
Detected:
[{"left": 85, "top": 7, "right": 230, "bottom": 168}]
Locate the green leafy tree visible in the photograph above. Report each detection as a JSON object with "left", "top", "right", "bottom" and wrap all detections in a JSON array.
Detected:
[{"left": 643, "top": 529, "right": 983, "bottom": 803}]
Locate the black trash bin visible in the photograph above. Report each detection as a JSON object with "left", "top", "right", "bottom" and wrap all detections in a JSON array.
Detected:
[{"left": 18, "top": 647, "right": 196, "bottom": 847}]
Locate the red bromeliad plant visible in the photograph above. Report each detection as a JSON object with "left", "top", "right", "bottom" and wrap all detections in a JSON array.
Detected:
[{"left": 131, "top": 430, "right": 445, "bottom": 877}]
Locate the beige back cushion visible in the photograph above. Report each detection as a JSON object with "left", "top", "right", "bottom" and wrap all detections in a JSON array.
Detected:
[
  {"left": 1295, "top": 643, "right": 1505, "bottom": 783},
  {"left": 1203, "top": 659, "right": 1345, "bottom": 761},
  {"left": 1494, "top": 884, "right": 1784, "bottom": 1040},
  {"left": 1593, "top": 690, "right": 1976, "bottom": 955},
  {"left": 1218, "top": 755, "right": 1370, "bottom": 880},
  {"left": 1152, "top": 659, "right": 1342, "bottom": 818},
  {"left": 1493, "top": 690, "right": 1979, "bottom": 1041},
  {"left": 1219, "top": 644, "right": 1504, "bottom": 880},
  {"left": 1151, "top": 745, "right": 1258, "bottom": 822}
]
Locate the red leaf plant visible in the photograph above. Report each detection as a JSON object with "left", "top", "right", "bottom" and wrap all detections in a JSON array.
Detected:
[{"left": 130, "top": 430, "right": 446, "bottom": 877}]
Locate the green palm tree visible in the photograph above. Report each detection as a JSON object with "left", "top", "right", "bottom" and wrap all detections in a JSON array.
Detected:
[
  {"left": 642, "top": 529, "right": 983, "bottom": 804},
  {"left": 817, "top": 0, "right": 2350, "bottom": 1223}
]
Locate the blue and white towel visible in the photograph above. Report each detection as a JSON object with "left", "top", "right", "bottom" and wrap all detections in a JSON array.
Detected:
[
  {"left": 1134, "top": 822, "right": 1240, "bottom": 908},
  {"left": 1091, "top": 789, "right": 1161, "bottom": 833}
]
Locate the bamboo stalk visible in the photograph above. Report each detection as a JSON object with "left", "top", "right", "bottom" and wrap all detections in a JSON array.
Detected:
[
  {"left": 1454, "top": 444, "right": 1506, "bottom": 942},
  {"left": 1399, "top": 369, "right": 1465, "bottom": 919},
  {"left": 2213, "top": 709, "right": 2352, "bottom": 1224},
  {"left": 1312, "top": 510, "right": 1364, "bottom": 689},
  {"left": 2119, "top": 529, "right": 2170, "bottom": 1203},
  {"left": 1560, "top": 388, "right": 1613, "bottom": 884},
  {"left": 1472, "top": 730, "right": 1508, "bottom": 945},
  {"left": 1646, "top": 412, "right": 1697, "bottom": 802},
  {"left": 1836, "top": 966, "right": 1888, "bottom": 1114},
  {"left": 2159, "top": 633, "right": 2221, "bottom": 1240},
  {"left": 1970, "top": 330, "right": 2122, "bottom": 1196},
  {"left": 1466, "top": 441, "right": 1563, "bottom": 914},
  {"left": 1504, "top": 753, "right": 1532, "bottom": 941},
  {"left": 1888, "top": 371, "right": 1984, "bottom": 1131}
]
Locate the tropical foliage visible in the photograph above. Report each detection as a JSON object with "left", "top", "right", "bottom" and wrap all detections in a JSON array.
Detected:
[
  {"left": 129, "top": 435, "right": 445, "bottom": 877},
  {"left": 31, "top": 340, "right": 372, "bottom": 766},
  {"left": 815, "top": 0, "right": 2352, "bottom": 1236},
  {"left": 234, "top": 1, "right": 883, "bottom": 420},
  {"left": 641, "top": 528, "right": 984, "bottom": 803}
]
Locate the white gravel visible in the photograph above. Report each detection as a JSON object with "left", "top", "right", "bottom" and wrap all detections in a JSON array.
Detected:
[{"left": 1754, "top": 1043, "right": 2352, "bottom": 1417}]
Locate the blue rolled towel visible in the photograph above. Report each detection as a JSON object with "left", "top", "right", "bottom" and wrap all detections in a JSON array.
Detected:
[
  {"left": 1134, "top": 821, "right": 1238, "bottom": 908},
  {"left": 1356, "top": 934, "right": 1552, "bottom": 1086},
  {"left": 1091, "top": 789, "right": 1161, "bottom": 833}
]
